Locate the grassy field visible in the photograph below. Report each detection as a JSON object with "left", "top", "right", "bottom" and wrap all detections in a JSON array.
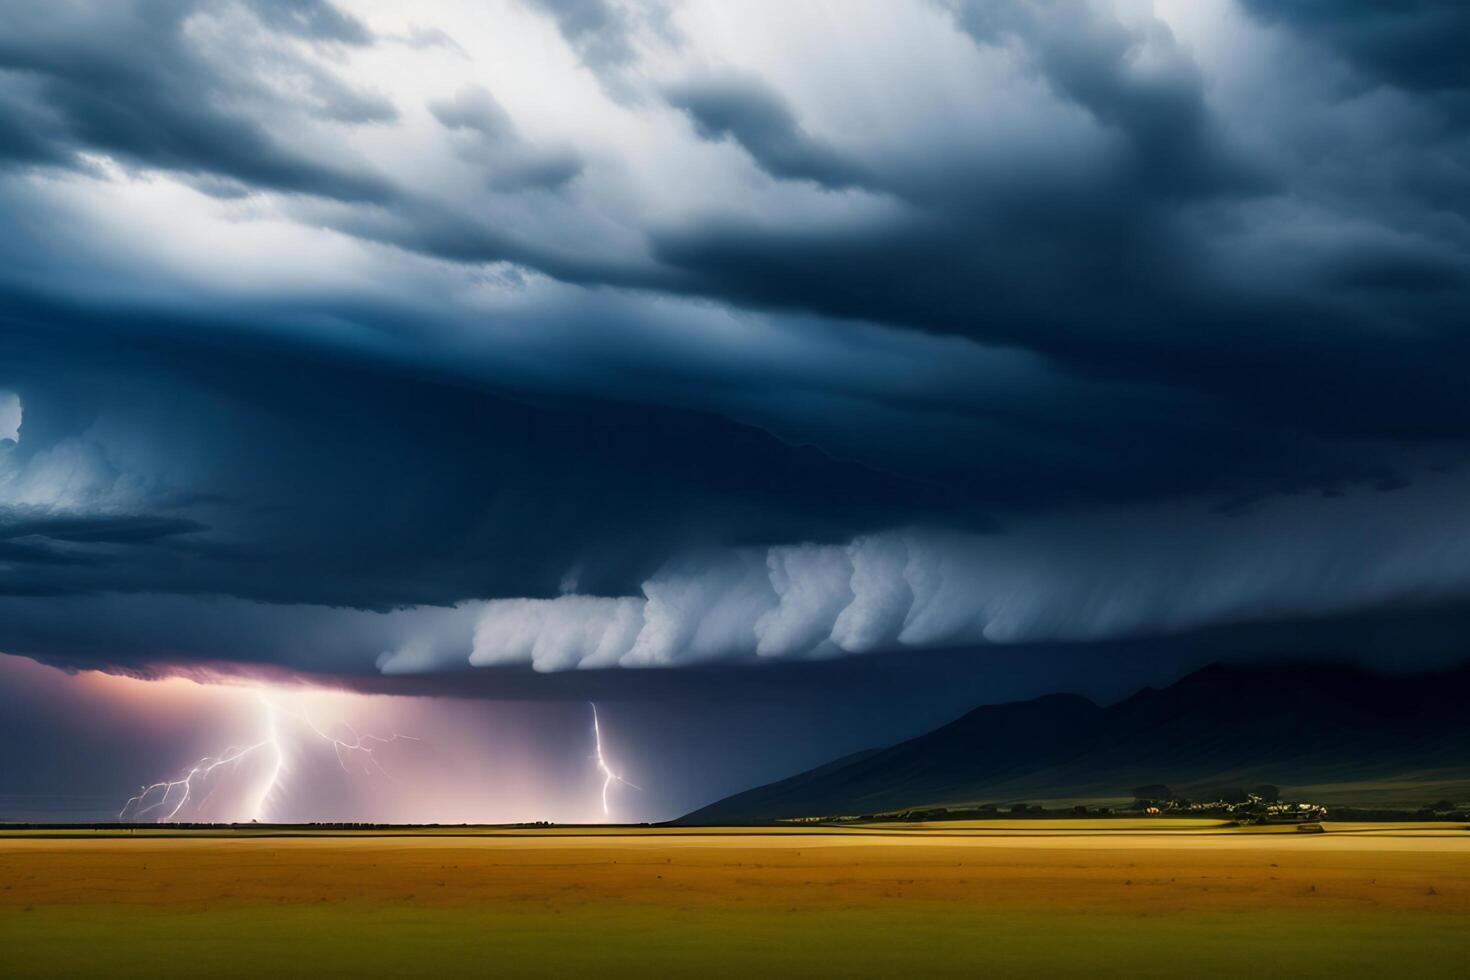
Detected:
[{"left": 2, "top": 823, "right": 1466, "bottom": 979}]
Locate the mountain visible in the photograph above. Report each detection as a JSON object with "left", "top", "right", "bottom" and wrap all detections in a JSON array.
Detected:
[{"left": 681, "top": 661, "right": 1470, "bottom": 823}]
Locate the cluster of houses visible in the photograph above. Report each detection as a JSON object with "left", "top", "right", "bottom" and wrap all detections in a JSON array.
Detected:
[{"left": 1132, "top": 787, "right": 1327, "bottom": 825}]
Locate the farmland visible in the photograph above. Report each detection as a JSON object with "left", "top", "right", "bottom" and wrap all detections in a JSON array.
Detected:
[{"left": 2, "top": 822, "right": 1466, "bottom": 979}]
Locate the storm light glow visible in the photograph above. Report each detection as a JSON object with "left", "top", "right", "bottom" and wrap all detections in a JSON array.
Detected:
[
  {"left": 0, "top": 653, "right": 646, "bottom": 825},
  {"left": 119, "top": 689, "right": 422, "bottom": 823}
]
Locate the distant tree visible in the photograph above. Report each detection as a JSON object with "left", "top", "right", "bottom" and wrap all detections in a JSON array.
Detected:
[
  {"left": 1253, "top": 785, "right": 1281, "bottom": 803},
  {"left": 1431, "top": 800, "right": 1457, "bottom": 812},
  {"left": 1073, "top": 805, "right": 1089, "bottom": 816},
  {"left": 1219, "top": 787, "right": 1249, "bottom": 804}
]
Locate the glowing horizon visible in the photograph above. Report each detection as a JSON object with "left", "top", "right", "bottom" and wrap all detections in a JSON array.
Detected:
[{"left": 0, "top": 653, "right": 646, "bottom": 825}]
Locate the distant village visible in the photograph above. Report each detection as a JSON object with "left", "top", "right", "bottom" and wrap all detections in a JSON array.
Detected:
[
  {"left": 797, "top": 784, "right": 1470, "bottom": 827},
  {"left": 1126, "top": 785, "right": 1327, "bottom": 825}
]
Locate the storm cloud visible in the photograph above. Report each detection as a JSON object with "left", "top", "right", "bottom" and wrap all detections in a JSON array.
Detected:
[
  {"left": 374, "top": 472, "right": 1470, "bottom": 674},
  {"left": 0, "top": 0, "right": 396, "bottom": 197},
  {"left": 1, "top": 0, "right": 1469, "bottom": 688},
  {"left": 665, "top": 71, "right": 875, "bottom": 190}
]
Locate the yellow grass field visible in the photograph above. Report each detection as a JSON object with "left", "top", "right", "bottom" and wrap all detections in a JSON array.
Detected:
[{"left": 2, "top": 823, "right": 1466, "bottom": 979}]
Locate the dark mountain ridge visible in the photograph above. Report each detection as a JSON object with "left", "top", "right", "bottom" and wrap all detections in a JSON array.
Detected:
[{"left": 681, "top": 660, "right": 1470, "bottom": 823}]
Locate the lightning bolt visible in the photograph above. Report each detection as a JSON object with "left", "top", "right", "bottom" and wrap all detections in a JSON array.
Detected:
[
  {"left": 120, "top": 690, "right": 416, "bottom": 823},
  {"left": 590, "top": 702, "right": 638, "bottom": 819}
]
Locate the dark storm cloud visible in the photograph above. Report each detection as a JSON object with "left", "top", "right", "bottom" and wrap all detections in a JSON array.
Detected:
[
  {"left": 940, "top": 0, "right": 1259, "bottom": 198},
  {"left": 0, "top": 306, "right": 962, "bottom": 611},
  {"left": 1240, "top": 0, "right": 1470, "bottom": 98},
  {"left": 0, "top": 513, "right": 205, "bottom": 545},
  {"left": 0, "top": 0, "right": 393, "bottom": 197},
  {"left": 642, "top": 0, "right": 1470, "bottom": 456},
  {"left": 3, "top": 0, "right": 1455, "bottom": 472},
  {"left": 1, "top": 0, "right": 1469, "bottom": 685},
  {"left": 665, "top": 73, "right": 874, "bottom": 190},
  {"left": 649, "top": 0, "right": 1262, "bottom": 349},
  {"left": 0, "top": 83, "right": 70, "bottom": 167},
  {"left": 650, "top": 4, "right": 1248, "bottom": 341},
  {"left": 0, "top": 540, "right": 99, "bottom": 569}
]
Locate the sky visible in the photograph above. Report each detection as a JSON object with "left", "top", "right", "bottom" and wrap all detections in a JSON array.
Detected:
[{"left": 1, "top": 0, "right": 1468, "bottom": 823}]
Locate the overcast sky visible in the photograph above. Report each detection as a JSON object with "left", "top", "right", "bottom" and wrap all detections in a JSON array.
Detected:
[{"left": 1, "top": 0, "right": 1469, "bottom": 819}]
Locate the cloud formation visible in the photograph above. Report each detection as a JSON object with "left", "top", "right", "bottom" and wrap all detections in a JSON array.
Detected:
[
  {"left": 1239, "top": 0, "right": 1470, "bottom": 100},
  {"left": 377, "top": 470, "right": 1470, "bottom": 674},
  {"left": 0, "top": 391, "right": 19, "bottom": 444},
  {"left": 666, "top": 72, "right": 874, "bottom": 189},
  {"left": 429, "top": 84, "right": 584, "bottom": 191},
  {"left": 0, "top": 1, "right": 1468, "bottom": 686},
  {"left": 0, "top": 0, "right": 395, "bottom": 198}
]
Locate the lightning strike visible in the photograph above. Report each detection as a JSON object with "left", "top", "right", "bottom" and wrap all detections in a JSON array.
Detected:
[
  {"left": 119, "top": 689, "right": 416, "bottom": 823},
  {"left": 590, "top": 702, "right": 638, "bottom": 819}
]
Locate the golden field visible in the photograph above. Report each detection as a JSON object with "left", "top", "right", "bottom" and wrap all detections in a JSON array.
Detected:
[{"left": 1, "top": 822, "right": 1466, "bottom": 979}]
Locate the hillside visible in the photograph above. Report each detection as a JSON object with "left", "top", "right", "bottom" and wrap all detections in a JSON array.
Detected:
[{"left": 681, "top": 661, "right": 1470, "bottom": 823}]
